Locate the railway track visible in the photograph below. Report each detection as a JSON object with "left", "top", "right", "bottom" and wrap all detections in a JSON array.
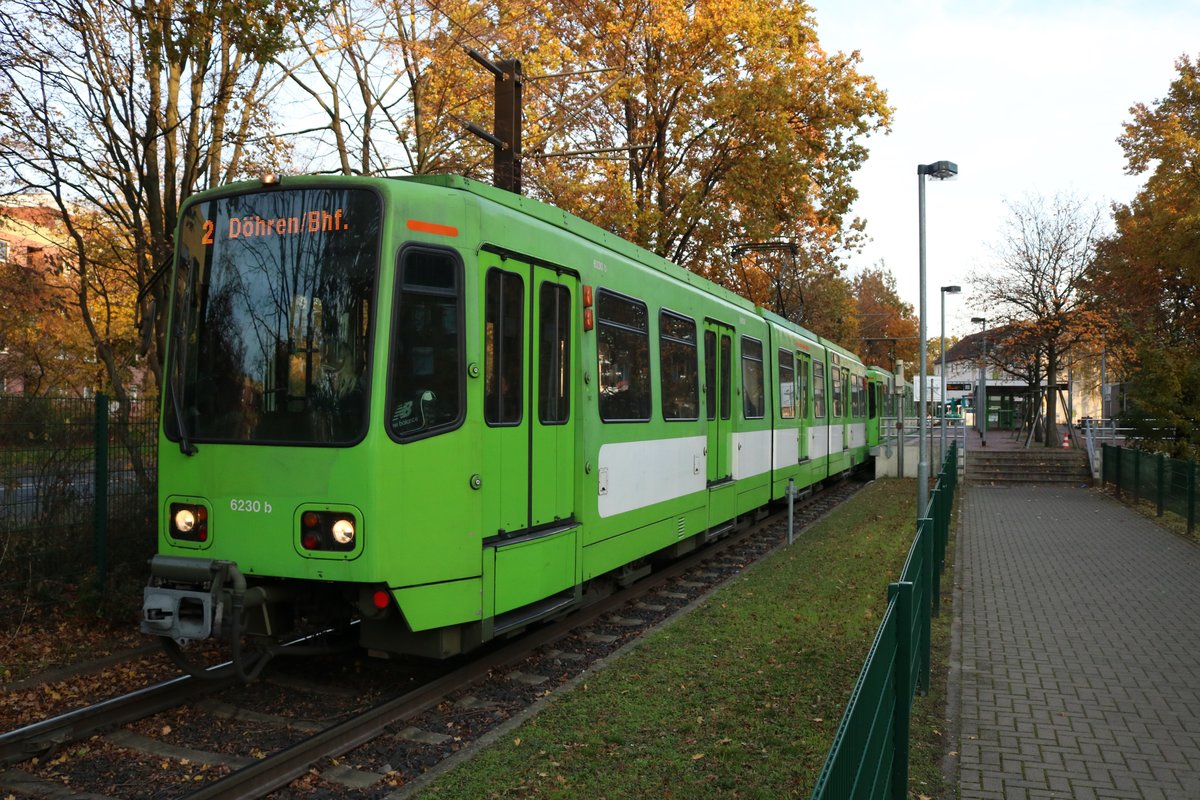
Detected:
[{"left": 0, "top": 477, "right": 863, "bottom": 799}]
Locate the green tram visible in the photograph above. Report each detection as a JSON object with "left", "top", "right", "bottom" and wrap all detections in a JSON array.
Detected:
[{"left": 141, "top": 174, "right": 895, "bottom": 673}]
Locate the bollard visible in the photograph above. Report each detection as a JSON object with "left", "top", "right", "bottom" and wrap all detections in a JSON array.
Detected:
[{"left": 787, "top": 477, "right": 796, "bottom": 545}]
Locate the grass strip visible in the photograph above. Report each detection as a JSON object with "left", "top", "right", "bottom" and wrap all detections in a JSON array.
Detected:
[{"left": 414, "top": 478, "right": 956, "bottom": 799}]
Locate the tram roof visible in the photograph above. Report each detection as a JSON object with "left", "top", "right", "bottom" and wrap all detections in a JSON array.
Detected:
[{"left": 400, "top": 174, "right": 760, "bottom": 315}]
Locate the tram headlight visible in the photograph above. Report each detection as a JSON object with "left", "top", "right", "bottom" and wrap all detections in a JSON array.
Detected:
[
  {"left": 169, "top": 502, "right": 209, "bottom": 543},
  {"left": 331, "top": 518, "right": 356, "bottom": 545},
  {"left": 174, "top": 508, "right": 195, "bottom": 532},
  {"left": 298, "top": 509, "right": 359, "bottom": 553}
]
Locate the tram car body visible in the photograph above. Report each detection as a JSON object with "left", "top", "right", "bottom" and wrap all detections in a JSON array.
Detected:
[{"left": 141, "top": 175, "right": 893, "bottom": 660}]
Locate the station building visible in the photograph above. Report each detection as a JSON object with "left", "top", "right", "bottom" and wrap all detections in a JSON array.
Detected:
[{"left": 933, "top": 326, "right": 1109, "bottom": 436}]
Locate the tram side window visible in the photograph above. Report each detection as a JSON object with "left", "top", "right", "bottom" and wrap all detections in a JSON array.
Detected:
[
  {"left": 813, "top": 360, "right": 826, "bottom": 418},
  {"left": 720, "top": 335, "right": 732, "bottom": 420},
  {"left": 832, "top": 366, "right": 845, "bottom": 418},
  {"left": 741, "top": 336, "right": 764, "bottom": 419},
  {"left": 797, "top": 354, "right": 810, "bottom": 418},
  {"left": 778, "top": 349, "right": 795, "bottom": 419},
  {"left": 597, "top": 290, "right": 651, "bottom": 422},
  {"left": 485, "top": 269, "right": 524, "bottom": 426},
  {"left": 539, "top": 283, "right": 571, "bottom": 424},
  {"left": 660, "top": 311, "right": 698, "bottom": 420},
  {"left": 704, "top": 330, "right": 717, "bottom": 421},
  {"left": 390, "top": 248, "right": 462, "bottom": 439}
]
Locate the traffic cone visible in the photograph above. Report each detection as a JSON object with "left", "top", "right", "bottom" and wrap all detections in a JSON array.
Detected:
[{"left": 1061, "top": 432, "right": 1070, "bottom": 449}]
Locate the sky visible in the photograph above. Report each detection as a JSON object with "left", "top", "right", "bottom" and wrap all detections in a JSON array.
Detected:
[{"left": 807, "top": 0, "right": 1199, "bottom": 341}]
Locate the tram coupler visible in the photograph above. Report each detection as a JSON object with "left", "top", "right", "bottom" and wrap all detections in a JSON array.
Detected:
[{"left": 141, "top": 555, "right": 254, "bottom": 646}]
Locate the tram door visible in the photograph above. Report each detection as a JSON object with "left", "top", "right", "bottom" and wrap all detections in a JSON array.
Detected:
[
  {"left": 704, "top": 321, "right": 736, "bottom": 525},
  {"left": 482, "top": 255, "right": 577, "bottom": 536}
]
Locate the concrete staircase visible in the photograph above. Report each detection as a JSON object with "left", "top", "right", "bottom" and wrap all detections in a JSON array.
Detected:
[{"left": 965, "top": 447, "right": 1092, "bottom": 486}]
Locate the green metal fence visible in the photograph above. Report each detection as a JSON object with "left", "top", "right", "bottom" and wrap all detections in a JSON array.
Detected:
[
  {"left": 1102, "top": 444, "right": 1197, "bottom": 533},
  {"left": 810, "top": 442, "right": 958, "bottom": 800},
  {"left": 0, "top": 394, "right": 157, "bottom": 623}
]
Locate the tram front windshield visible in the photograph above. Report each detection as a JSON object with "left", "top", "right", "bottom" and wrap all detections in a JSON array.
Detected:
[{"left": 165, "top": 187, "right": 381, "bottom": 446}]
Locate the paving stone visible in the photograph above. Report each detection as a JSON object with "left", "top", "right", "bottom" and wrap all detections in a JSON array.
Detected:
[
  {"left": 507, "top": 670, "right": 549, "bottom": 686},
  {"left": 396, "top": 726, "right": 453, "bottom": 745},
  {"left": 955, "top": 486, "right": 1200, "bottom": 798},
  {"left": 322, "top": 764, "right": 384, "bottom": 789},
  {"left": 634, "top": 602, "right": 668, "bottom": 612}
]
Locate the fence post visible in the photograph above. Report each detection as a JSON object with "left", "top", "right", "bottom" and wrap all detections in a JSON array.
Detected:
[
  {"left": 1133, "top": 449, "right": 1141, "bottom": 504},
  {"left": 889, "top": 580, "right": 914, "bottom": 800},
  {"left": 931, "top": 485, "right": 943, "bottom": 619},
  {"left": 1188, "top": 461, "right": 1196, "bottom": 536},
  {"left": 1157, "top": 453, "right": 1166, "bottom": 517},
  {"left": 1114, "top": 446, "right": 1122, "bottom": 499},
  {"left": 919, "top": 517, "right": 933, "bottom": 692},
  {"left": 93, "top": 393, "right": 109, "bottom": 588}
]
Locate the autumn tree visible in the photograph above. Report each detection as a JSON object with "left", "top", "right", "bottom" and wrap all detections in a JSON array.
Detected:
[
  {"left": 714, "top": 242, "right": 850, "bottom": 341},
  {"left": 281, "top": 0, "right": 489, "bottom": 177},
  {"left": 526, "top": 0, "right": 891, "bottom": 314},
  {"left": 0, "top": 223, "right": 96, "bottom": 394},
  {"left": 1088, "top": 54, "right": 1200, "bottom": 451},
  {"left": 0, "top": 0, "right": 316, "bottom": 401},
  {"left": 971, "top": 194, "right": 1105, "bottom": 445},
  {"left": 852, "top": 266, "right": 918, "bottom": 370}
]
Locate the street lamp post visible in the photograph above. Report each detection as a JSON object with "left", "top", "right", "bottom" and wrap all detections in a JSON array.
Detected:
[
  {"left": 940, "top": 286, "right": 961, "bottom": 459},
  {"left": 972, "top": 316, "right": 988, "bottom": 447},
  {"left": 917, "top": 160, "right": 958, "bottom": 517}
]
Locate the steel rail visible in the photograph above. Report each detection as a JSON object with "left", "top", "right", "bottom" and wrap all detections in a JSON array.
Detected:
[
  {"left": 0, "top": 625, "right": 349, "bottom": 767},
  {"left": 0, "top": 669, "right": 235, "bottom": 766}
]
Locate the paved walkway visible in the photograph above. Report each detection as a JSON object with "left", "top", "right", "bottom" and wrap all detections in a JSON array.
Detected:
[{"left": 954, "top": 485, "right": 1200, "bottom": 799}]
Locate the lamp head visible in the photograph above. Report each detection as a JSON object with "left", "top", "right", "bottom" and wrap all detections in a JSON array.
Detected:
[
  {"left": 971, "top": 316, "right": 986, "bottom": 325},
  {"left": 918, "top": 161, "right": 958, "bottom": 180},
  {"left": 941, "top": 285, "right": 962, "bottom": 294}
]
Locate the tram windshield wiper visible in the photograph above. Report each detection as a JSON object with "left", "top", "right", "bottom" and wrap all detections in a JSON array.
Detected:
[
  {"left": 170, "top": 375, "right": 196, "bottom": 456},
  {"left": 171, "top": 262, "right": 197, "bottom": 457}
]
